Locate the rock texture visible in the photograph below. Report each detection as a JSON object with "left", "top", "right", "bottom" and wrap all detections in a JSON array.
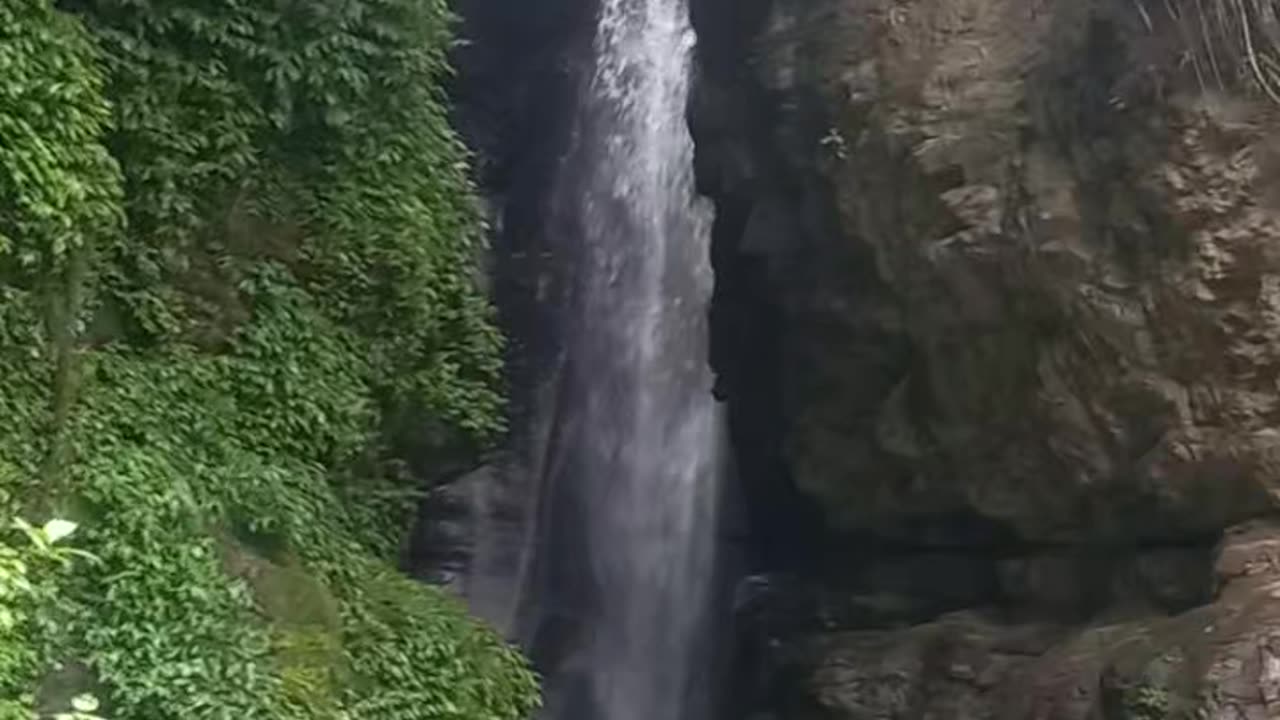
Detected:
[
  {"left": 697, "top": 0, "right": 1280, "bottom": 543},
  {"left": 407, "top": 0, "right": 595, "bottom": 623},
  {"left": 738, "top": 522, "right": 1280, "bottom": 719},
  {"left": 690, "top": 0, "right": 1280, "bottom": 717}
]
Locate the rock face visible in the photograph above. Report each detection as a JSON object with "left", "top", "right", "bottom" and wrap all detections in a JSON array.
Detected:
[
  {"left": 689, "top": 0, "right": 1280, "bottom": 716},
  {"left": 696, "top": 0, "right": 1280, "bottom": 543},
  {"left": 737, "top": 523, "right": 1280, "bottom": 719},
  {"left": 406, "top": 0, "right": 596, "bottom": 623}
]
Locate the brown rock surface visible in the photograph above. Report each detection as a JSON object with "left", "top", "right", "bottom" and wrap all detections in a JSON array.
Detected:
[
  {"left": 698, "top": 0, "right": 1280, "bottom": 542},
  {"left": 737, "top": 523, "right": 1280, "bottom": 719},
  {"left": 691, "top": 0, "right": 1280, "bottom": 716}
]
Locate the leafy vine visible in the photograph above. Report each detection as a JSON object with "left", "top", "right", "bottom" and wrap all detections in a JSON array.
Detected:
[{"left": 0, "top": 0, "right": 536, "bottom": 718}]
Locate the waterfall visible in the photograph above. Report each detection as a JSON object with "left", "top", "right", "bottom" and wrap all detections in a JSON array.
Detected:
[{"left": 519, "top": 0, "right": 725, "bottom": 717}]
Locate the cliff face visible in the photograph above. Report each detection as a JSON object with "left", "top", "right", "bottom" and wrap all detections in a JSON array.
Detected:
[{"left": 691, "top": 0, "right": 1280, "bottom": 717}]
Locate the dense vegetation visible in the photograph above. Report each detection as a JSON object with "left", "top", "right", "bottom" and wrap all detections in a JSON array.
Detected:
[{"left": 0, "top": 0, "right": 538, "bottom": 718}]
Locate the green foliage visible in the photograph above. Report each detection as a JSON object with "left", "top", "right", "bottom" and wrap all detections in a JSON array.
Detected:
[
  {"left": 64, "top": 0, "right": 505, "bottom": 438},
  {"left": 0, "top": 0, "right": 536, "bottom": 718},
  {"left": 0, "top": 0, "right": 123, "bottom": 515},
  {"left": 272, "top": 0, "right": 505, "bottom": 438},
  {"left": 0, "top": 290, "right": 50, "bottom": 490},
  {"left": 1121, "top": 685, "right": 1170, "bottom": 720},
  {"left": 0, "top": 0, "right": 122, "bottom": 275},
  {"left": 58, "top": 302, "right": 536, "bottom": 718},
  {"left": 0, "top": 517, "right": 98, "bottom": 720},
  {"left": 342, "top": 569, "right": 538, "bottom": 720}
]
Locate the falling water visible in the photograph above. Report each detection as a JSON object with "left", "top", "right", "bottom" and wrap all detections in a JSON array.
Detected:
[{"left": 527, "top": 0, "right": 724, "bottom": 717}]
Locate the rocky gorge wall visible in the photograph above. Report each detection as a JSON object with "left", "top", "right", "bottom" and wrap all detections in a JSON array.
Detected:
[
  {"left": 688, "top": 0, "right": 1280, "bottom": 717},
  {"left": 425, "top": 0, "right": 1280, "bottom": 716}
]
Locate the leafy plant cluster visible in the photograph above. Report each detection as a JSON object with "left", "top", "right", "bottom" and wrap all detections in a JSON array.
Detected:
[
  {"left": 0, "top": 0, "right": 537, "bottom": 718},
  {"left": 63, "top": 0, "right": 504, "bottom": 438},
  {"left": 0, "top": 0, "right": 121, "bottom": 275},
  {"left": 0, "top": 0, "right": 123, "bottom": 515},
  {"left": 60, "top": 291, "right": 536, "bottom": 719},
  {"left": 0, "top": 516, "right": 100, "bottom": 720}
]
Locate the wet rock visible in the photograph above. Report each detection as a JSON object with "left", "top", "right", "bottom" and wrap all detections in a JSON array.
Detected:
[
  {"left": 997, "top": 544, "right": 1213, "bottom": 619},
  {"left": 734, "top": 523, "right": 1280, "bottom": 719}
]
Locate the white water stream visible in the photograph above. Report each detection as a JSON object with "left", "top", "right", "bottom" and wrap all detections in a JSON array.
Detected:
[{"left": 550, "top": 0, "right": 723, "bottom": 716}]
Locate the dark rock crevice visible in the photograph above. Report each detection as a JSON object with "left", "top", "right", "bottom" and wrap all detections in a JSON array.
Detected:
[
  {"left": 448, "top": 0, "right": 598, "bottom": 422},
  {"left": 405, "top": 0, "right": 598, "bottom": 602},
  {"left": 692, "top": 0, "right": 840, "bottom": 575}
]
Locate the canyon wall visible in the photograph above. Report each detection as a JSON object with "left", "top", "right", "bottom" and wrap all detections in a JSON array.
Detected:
[{"left": 689, "top": 0, "right": 1280, "bottom": 717}]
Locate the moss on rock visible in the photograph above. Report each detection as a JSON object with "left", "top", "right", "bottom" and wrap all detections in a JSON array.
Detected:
[{"left": 220, "top": 536, "right": 347, "bottom": 716}]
